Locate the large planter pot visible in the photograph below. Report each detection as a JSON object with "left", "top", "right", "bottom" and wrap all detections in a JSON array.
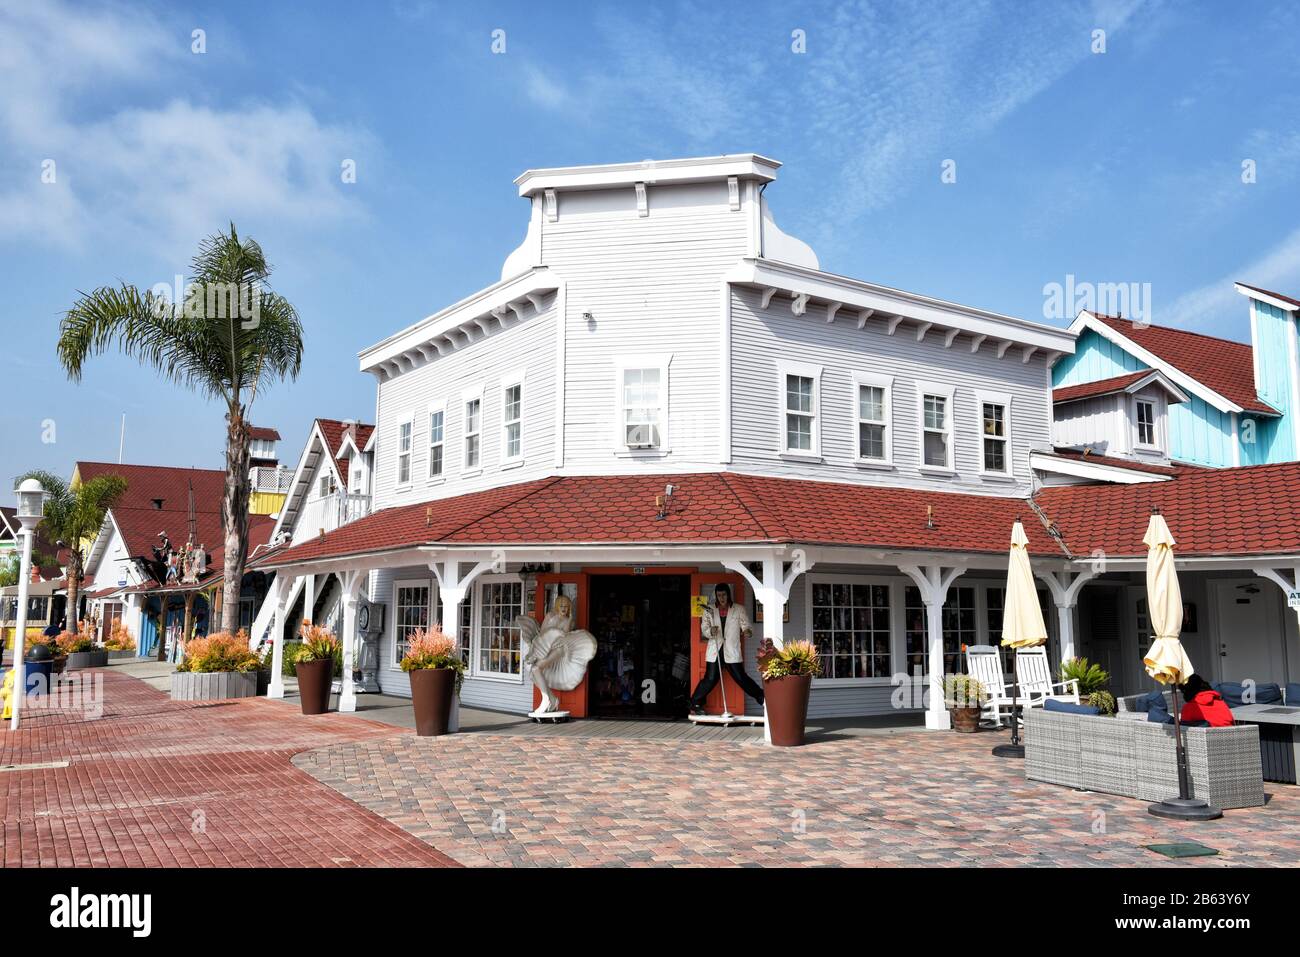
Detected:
[
  {"left": 409, "top": 668, "right": 456, "bottom": 736},
  {"left": 295, "top": 658, "right": 334, "bottom": 715},
  {"left": 950, "top": 705, "right": 981, "bottom": 733},
  {"left": 65, "top": 649, "right": 109, "bottom": 670},
  {"left": 764, "top": 673, "right": 813, "bottom": 747},
  {"left": 105, "top": 649, "right": 136, "bottom": 661},
  {"left": 171, "top": 670, "right": 258, "bottom": 701}
]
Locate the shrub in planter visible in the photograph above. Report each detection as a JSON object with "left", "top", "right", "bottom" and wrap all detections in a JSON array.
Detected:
[
  {"left": 400, "top": 628, "right": 465, "bottom": 736},
  {"left": 941, "top": 674, "right": 986, "bottom": 732},
  {"left": 1060, "top": 657, "right": 1110, "bottom": 697},
  {"left": 57, "top": 631, "right": 106, "bottom": 669},
  {"left": 172, "top": 631, "right": 260, "bottom": 701},
  {"left": 104, "top": 622, "right": 136, "bottom": 657},
  {"left": 295, "top": 626, "right": 340, "bottom": 715},
  {"left": 761, "top": 639, "right": 820, "bottom": 747}
]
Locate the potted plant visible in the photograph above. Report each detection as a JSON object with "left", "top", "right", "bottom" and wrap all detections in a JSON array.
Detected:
[
  {"left": 760, "top": 638, "right": 820, "bottom": 747},
  {"left": 103, "top": 622, "right": 137, "bottom": 660},
  {"left": 400, "top": 627, "right": 465, "bottom": 736},
  {"left": 941, "top": 674, "right": 985, "bottom": 732},
  {"left": 295, "top": 625, "right": 340, "bottom": 715},
  {"left": 172, "top": 631, "right": 260, "bottom": 700},
  {"left": 58, "top": 631, "right": 106, "bottom": 670},
  {"left": 1060, "top": 657, "right": 1110, "bottom": 697}
]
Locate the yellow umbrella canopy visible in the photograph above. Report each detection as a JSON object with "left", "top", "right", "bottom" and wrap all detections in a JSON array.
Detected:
[
  {"left": 1142, "top": 512, "right": 1194, "bottom": 685},
  {"left": 1000, "top": 521, "right": 1049, "bottom": 649}
]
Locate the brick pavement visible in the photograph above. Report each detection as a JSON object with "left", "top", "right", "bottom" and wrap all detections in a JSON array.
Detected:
[
  {"left": 1, "top": 668, "right": 455, "bottom": 867},
  {"left": 295, "top": 728, "right": 1300, "bottom": 867}
]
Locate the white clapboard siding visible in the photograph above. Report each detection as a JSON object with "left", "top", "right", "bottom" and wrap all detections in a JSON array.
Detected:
[
  {"left": 1053, "top": 393, "right": 1127, "bottom": 456},
  {"left": 371, "top": 297, "right": 558, "bottom": 510},
  {"left": 543, "top": 181, "right": 749, "bottom": 471},
  {"left": 730, "top": 286, "right": 1050, "bottom": 496}
]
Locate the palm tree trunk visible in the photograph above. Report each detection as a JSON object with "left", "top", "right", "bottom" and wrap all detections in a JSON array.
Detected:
[
  {"left": 221, "top": 409, "right": 252, "bottom": 634},
  {"left": 66, "top": 552, "right": 82, "bottom": 635}
]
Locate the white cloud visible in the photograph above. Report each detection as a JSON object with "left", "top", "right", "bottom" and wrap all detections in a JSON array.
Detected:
[
  {"left": 1165, "top": 226, "right": 1300, "bottom": 330},
  {"left": 0, "top": 0, "right": 372, "bottom": 253}
]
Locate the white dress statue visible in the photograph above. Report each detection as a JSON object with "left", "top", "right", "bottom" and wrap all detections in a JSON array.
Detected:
[{"left": 515, "top": 595, "right": 597, "bottom": 714}]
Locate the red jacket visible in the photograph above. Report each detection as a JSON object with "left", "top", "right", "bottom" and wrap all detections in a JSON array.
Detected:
[{"left": 1181, "top": 690, "right": 1234, "bottom": 727}]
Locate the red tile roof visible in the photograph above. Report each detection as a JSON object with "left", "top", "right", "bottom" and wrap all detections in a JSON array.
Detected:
[
  {"left": 249, "top": 426, "right": 282, "bottom": 441},
  {"left": 1042, "top": 448, "right": 1188, "bottom": 477},
  {"left": 1036, "top": 461, "right": 1300, "bottom": 558},
  {"left": 1092, "top": 315, "right": 1278, "bottom": 415},
  {"left": 121, "top": 515, "right": 275, "bottom": 593},
  {"left": 262, "top": 465, "right": 1300, "bottom": 568},
  {"left": 1237, "top": 283, "right": 1300, "bottom": 310},
  {"left": 75, "top": 462, "right": 226, "bottom": 512},
  {"left": 1053, "top": 370, "right": 1170, "bottom": 405},
  {"left": 262, "top": 473, "right": 1064, "bottom": 567},
  {"left": 315, "top": 419, "right": 375, "bottom": 491}
]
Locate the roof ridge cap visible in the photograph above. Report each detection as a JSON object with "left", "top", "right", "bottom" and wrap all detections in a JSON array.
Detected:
[
  {"left": 444, "top": 476, "right": 566, "bottom": 539},
  {"left": 717, "top": 473, "right": 787, "bottom": 540}
]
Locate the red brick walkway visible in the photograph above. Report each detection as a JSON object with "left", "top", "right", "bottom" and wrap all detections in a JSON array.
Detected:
[{"left": 0, "top": 669, "right": 454, "bottom": 867}]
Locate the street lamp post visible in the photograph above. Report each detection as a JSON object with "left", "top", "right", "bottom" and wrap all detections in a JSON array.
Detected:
[{"left": 10, "top": 478, "right": 46, "bottom": 731}]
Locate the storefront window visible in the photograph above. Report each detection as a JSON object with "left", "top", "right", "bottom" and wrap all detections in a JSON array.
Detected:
[
  {"left": 477, "top": 580, "right": 523, "bottom": 676},
  {"left": 27, "top": 596, "right": 49, "bottom": 624},
  {"left": 810, "top": 581, "right": 891, "bottom": 679},
  {"left": 393, "top": 582, "right": 430, "bottom": 665},
  {"left": 905, "top": 586, "right": 975, "bottom": 674},
  {"left": 0, "top": 597, "right": 16, "bottom": 622}
]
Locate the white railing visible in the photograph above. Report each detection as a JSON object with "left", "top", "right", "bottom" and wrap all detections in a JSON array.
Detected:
[
  {"left": 250, "top": 466, "right": 293, "bottom": 494},
  {"left": 333, "top": 491, "right": 371, "bottom": 528}
]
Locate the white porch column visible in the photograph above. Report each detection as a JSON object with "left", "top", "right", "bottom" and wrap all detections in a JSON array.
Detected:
[
  {"left": 266, "top": 576, "right": 290, "bottom": 699},
  {"left": 899, "top": 563, "right": 967, "bottom": 730},
  {"left": 722, "top": 548, "right": 812, "bottom": 650},
  {"left": 1036, "top": 567, "right": 1098, "bottom": 662},
  {"left": 302, "top": 574, "right": 316, "bottom": 625},
  {"left": 338, "top": 570, "right": 365, "bottom": 713}
]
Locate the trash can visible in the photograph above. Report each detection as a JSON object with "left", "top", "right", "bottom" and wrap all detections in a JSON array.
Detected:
[{"left": 25, "top": 643, "right": 54, "bottom": 697}]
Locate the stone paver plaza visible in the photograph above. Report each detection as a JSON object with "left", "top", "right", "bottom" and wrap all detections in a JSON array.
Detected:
[{"left": 5, "top": 665, "right": 1300, "bottom": 867}]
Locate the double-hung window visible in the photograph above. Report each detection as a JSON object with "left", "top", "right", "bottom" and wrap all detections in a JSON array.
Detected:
[
  {"left": 615, "top": 355, "right": 671, "bottom": 452},
  {"left": 776, "top": 360, "right": 822, "bottom": 457},
  {"left": 502, "top": 376, "right": 523, "bottom": 464},
  {"left": 427, "top": 404, "right": 445, "bottom": 480},
  {"left": 1135, "top": 398, "right": 1158, "bottom": 449},
  {"left": 463, "top": 395, "right": 482, "bottom": 470},
  {"left": 917, "top": 383, "right": 955, "bottom": 471},
  {"left": 396, "top": 417, "right": 413, "bottom": 486},
  {"left": 976, "top": 391, "right": 1012, "bottom": 476},
  {"left": 853, "top": 372, "right": 893, "bottom": 465}
]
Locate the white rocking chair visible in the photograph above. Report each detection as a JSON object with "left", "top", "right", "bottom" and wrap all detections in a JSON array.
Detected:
[
  {"left": 1016, "top": 647, "right": 1080, "bottom": 709},
  {"left": 964, "top": 645, "right": 1016, "bottom": 728}
]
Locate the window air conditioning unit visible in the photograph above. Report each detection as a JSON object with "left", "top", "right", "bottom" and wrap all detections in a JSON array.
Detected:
[{"left": 625, "top": 424, "right": 660, "bottom": 449}]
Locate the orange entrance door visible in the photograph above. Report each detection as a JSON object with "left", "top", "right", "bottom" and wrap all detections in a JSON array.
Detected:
[
  {"left": 689, "top": 571, "right": 752, "bottom": 715},
  {"left": 532, "top": 572, "right": 590, "bottom": 717}
]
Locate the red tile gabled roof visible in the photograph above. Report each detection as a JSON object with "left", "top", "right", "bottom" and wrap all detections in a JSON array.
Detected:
[
  {"left": 75, "top": 462, "right": 226, "bottom": 512},
  {"left": 1035, "top": 461, "right": 1300, "bottom": 558},
  {"left": 249, "top": 426, "right": 282, "bottom": 441},
  {"left": 315, "top": 419, "right": 375, "bottom": 491},
  {"left": 262, "top": 473, "right": 1064, "bottom": 567},
  {"left": 1052, "top": 370, "right": 1169, "bottom": 405},
  {"left": 1041, "top": 448, "right": 1189, "bottom": 477},
  {"left": 1091, "top": 315, "right": 1278, "bottom": 416}
]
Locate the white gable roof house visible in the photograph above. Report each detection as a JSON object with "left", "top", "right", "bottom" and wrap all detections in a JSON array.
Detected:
[{"left": 252, "top": 154, "right": 1300, "bottom": 732}]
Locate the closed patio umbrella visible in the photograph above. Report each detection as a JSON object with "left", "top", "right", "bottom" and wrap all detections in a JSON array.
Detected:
[
  {"left": 1142, "top": 509, "right": 1221, "bottom": 821},
  {"left": 992, "top": 520, "right": 1048, "bottom": 759}
]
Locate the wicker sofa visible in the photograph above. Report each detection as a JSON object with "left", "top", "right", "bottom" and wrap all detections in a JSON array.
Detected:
[{"left": 1024, "top": 708, "right": 1265, "bottom": 809}]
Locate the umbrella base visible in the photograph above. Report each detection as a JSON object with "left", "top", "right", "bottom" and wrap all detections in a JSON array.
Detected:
[
  {"left": 991, "top": 743, "right": 1025, "bottom": 759},
  {"left": 1147, "top": 797, "right": 1223, "bottom": 821}
]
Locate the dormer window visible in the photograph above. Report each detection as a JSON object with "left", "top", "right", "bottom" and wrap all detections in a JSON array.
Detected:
[{"left": 1135, "top": 399, "right": 1157, "bottom": 447}]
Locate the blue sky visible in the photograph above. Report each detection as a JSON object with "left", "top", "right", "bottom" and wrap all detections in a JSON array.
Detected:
[{"left": 2, "top": 0, "right": 1298, "bottom": 500}]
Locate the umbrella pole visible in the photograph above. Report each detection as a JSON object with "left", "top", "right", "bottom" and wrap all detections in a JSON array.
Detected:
[
  {"left": 992, "top": 652, "right": 1024, "bottom": 759},
  {"left": 1147, "top": 681, "right": 1222, "bottom": 821}
]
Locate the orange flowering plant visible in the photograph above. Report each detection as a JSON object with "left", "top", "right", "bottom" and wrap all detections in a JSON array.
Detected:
[
  {"left": 399, "top": 627, "right": 465, "bottom": 691},
  {"left": 176, "top": 630, "right": 260, "bottom": 673}
]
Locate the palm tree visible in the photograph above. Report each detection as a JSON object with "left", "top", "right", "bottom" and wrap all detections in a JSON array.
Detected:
[
  {"left": 16, "top": 470, "right": 128, "bottom": 634},
  {"left": 57, "top": 224, "right": 304, "bottom": 633}
]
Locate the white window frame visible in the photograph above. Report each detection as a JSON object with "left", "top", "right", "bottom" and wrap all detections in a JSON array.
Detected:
[
  {"left": 395, "top": 413, "right": 414, "bottom": 489},
  {"left": 852, "top": 371, "right": 893, "bottom": 467},
  {"left": 805, "top": 573, "right": 898, "bottom": 685},
  {"left": 462, "top": 386, "right": 484, "bottom": 475},
  {"left": 975, "top": 389, "right": 1013, "bottom": 478},
  {"left": 1133, "top": 395, "right": 1161, "bottom": 452},
  {"left": 500, "top": 372, "right": 524, "bottom": 468},
  {"left": 390, "top": 578, "right": 433, "bottom": 670},
  {"left": 775, "top": 359, "right": 823, "bottom": 460},
  {"left": 469, "top": 573, "right": 527, "bottom": 683},
  {"left": 916, "top": 381, "right": 956, "bottom": 474},
  {"left": 613, "top": 354, "right": 672, "bottom": 456},
  {"left": 427, "top": 400, "right": 446, "bottom": 483}
]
